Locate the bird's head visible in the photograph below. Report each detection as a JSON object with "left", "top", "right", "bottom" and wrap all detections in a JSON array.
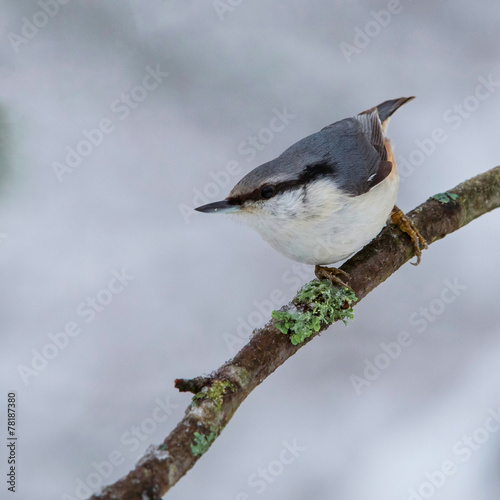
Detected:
[{"left": 195, "top": 132, "right": 340, "bottom": 223}]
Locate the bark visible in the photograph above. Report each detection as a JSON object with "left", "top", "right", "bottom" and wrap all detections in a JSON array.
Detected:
[{"left": 90, "top": 166, "right": 500, "bottom": 500}]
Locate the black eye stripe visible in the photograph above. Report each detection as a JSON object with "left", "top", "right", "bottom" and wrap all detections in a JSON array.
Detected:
[
  {"left": 227, "top": 181, "right": 305, "bottom": 205},
  {"left": 227, "top": 162, "right": 337, "bottom": 205}
]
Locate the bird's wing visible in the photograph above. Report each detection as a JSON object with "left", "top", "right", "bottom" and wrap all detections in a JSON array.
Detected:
[
  {"left": 315, "top": 112, "right": 392, "bottom": 196},
  {"left": 354, "top": 108, "right": 387, "bottom": 161}
]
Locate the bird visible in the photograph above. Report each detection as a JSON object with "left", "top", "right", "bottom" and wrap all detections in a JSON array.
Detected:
[{"left": 195, "top": 97, "right": 427, "bottom": 287}]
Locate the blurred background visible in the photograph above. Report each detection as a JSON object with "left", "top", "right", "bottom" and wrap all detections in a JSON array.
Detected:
[{"left": 1, "top": 1, "right": 500, "bottom": 499}]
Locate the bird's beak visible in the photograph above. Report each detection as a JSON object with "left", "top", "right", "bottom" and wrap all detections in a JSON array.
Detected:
[{"left": 194, "top": 200, "right": 241, "bottom": 214}]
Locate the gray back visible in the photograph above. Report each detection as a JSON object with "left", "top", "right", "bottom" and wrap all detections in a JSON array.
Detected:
[{"left": 230, "top": 114, "right": 384, "bottom": 199}]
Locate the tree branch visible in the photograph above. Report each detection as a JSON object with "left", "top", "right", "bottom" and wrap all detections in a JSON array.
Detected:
[{"left": 90, "top": 166, "right": 500, "bottom": 500}]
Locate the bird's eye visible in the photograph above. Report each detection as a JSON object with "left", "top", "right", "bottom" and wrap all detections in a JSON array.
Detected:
[{"left": 260, "top": 185, "right": 275, "bottom": 199}]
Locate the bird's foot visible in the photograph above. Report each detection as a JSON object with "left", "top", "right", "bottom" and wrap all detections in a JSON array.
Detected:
[
  {"left": 390, "top": 205, "right": 428, "bottom": 265},
  {"left": 314, "top": 265, "right": 352, "bottom": 290}
]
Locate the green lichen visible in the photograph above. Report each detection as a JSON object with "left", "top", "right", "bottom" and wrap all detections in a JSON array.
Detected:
[
  {"left": 431, "top": 192, "right": 458, "bottom": 204},
  {"left": 272, "top": 281, "right": 357, "bottom": 345},
  {"left": 190, "top": 431, "right": 216, "bottom": 457},
  {"left": 192, "top": 380, "right": 235, "bottom": 411}
]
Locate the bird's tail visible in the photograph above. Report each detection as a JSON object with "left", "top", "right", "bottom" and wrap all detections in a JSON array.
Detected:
[{"left": 375, "top": 96, "right": 415, "bottom": 124}]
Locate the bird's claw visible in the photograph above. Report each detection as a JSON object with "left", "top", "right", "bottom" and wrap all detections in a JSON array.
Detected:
[
  {"left": 390, "top": 205, "right": 428, "bottom": 265},
  {"left": 314, "top": 265, "right": 352, "bottom": 290}
]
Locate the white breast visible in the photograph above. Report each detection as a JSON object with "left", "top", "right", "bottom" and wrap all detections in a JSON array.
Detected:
[{"left": 235, "top": 172, "right": 399, "bottom": 265}]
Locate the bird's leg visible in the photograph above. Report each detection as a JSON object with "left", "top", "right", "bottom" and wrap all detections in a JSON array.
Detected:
[
  {"left": 314, "top": 265, "right": 352, "bottom": 290},
  {"left": 390, "top": 205, "right": 428, "bottom": 265}
]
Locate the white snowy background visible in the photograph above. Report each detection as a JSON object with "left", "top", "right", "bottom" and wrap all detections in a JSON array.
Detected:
[{"left": 1, "top": 1, "right": 500, "bottom": 499}]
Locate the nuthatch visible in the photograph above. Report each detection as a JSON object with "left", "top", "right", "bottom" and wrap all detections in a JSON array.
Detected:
[{"left": 196, "top": 97, "right": 427, "bottom": 285}]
